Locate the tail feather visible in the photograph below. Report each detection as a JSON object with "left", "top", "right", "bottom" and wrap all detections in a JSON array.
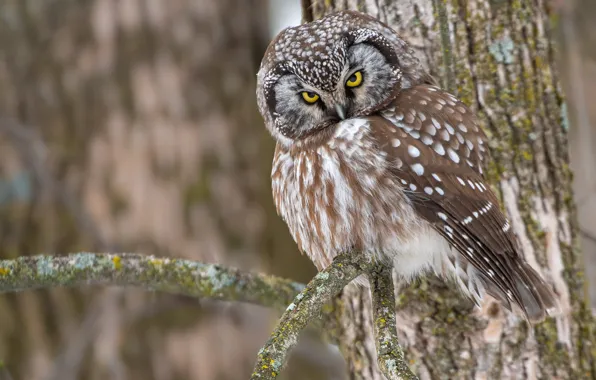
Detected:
[{"left": 479, "top": 260, "right": 558, "bottom": 323}]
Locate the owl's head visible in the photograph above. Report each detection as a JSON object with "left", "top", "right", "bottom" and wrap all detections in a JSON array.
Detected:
[{"left": 256, "top": 11, "right": 433, "bottom": 147}]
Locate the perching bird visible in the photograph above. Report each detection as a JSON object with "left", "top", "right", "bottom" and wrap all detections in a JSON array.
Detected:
[{"left": 256, "top": 10, "right": 557, "bottom": 322}]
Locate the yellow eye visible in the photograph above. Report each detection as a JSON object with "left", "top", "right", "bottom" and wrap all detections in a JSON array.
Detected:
[
  {"left": 301, "top": 91, "right": 320, "bottom": 104},
  {"left": 346, "top": 71, "right": 363, "bottom": 88}
]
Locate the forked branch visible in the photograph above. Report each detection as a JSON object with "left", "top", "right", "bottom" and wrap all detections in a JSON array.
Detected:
[
  {"left": 0, "top": 252, "right": 417, "bottom": 379},
  {"left": 250, "top": 254, "right": 417, "bottom": 380},
  {"left": 250, "top": 252, "right": 370, "bottom": 379}
]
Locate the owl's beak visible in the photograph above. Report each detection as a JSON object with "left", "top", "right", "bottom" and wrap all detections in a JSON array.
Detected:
[{"left": 335, "top": 104, "right": 346, "bottom": 120}]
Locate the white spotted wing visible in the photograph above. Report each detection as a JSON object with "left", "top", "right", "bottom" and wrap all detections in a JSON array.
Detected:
[{"left": 371, "top": 85, "right": 555, "bottom": 319}]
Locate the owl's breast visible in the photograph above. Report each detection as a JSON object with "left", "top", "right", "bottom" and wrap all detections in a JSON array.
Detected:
[{"left": 271, "top": 118, "right": 429, "bottom": 271}]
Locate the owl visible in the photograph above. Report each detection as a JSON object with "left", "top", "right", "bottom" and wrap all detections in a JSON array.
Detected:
[{"left": 256, "top": 11, "right": 557, "bottom": 322}]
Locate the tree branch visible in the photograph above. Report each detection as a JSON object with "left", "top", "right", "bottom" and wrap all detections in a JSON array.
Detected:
[
  {"left": 0, "top": 253, "right": 303, "bottom": 311},
  {"left": 0, "top": 252, "right": 419, "bottom": 379},
  {"left": 250, "top": 252, "right": 370, "bottom": 379},
  {"left": 369, "top": 266, "right": 418, "bottom": 380}
]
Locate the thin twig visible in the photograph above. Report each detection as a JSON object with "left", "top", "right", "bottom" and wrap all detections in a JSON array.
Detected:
[
  {"left": 0, "top": 253, "right": 303, "bottom": 311},
  {"left": 369, "top": 266, "right": 418, "bottom": 380},
  {"left": 250, "top": 252, "right": 370, "bottom": 379}
]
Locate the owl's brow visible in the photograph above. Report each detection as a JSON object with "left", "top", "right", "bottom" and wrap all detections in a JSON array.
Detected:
[{"left": 345, "top": 66, "right": 364, "bottom": 78}]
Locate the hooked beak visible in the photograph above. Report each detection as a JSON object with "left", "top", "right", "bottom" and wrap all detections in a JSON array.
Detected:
[{"left": 335, "top": 104, "right": 346, "bottom": 121}]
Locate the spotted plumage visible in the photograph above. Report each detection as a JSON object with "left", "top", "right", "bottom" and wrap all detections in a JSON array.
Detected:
[{"left": 257, "top": 11, "right": 557, "bottom": 322}]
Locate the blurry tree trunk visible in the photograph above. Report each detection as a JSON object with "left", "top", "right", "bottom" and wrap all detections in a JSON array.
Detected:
[
  {"left": 0, "top": 0, "right": 311, "bottom": 379},
  {"left": 305, "top": 1, "right": 595, "bottom": 379},
  {"left": 558, "top": 0, "right": 596, "bottom": 309}
]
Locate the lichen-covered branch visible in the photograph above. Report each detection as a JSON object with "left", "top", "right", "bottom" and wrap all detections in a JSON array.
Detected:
[
  {"left": 251, "top": 252, "right": 371, "bottom": 379},
  {"left": 369, "top": 266, "right": 418, "bottom": 380},
  {"left": 0, "top": 253, "right": 303, "bottom": 311}
]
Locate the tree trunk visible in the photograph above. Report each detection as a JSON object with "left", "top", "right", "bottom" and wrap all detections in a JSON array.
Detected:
[
  {"left": 304, "top": 1, "right": 596, "bottom": 378},
  {"left": 0, "top": 1, "right": 312, "bottom": 379},
  {"left": 559, "top": 0, "right": 596, "bottom": 309}
]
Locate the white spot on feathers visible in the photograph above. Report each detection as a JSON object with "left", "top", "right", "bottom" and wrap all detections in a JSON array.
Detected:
[
  {"left": 408, "top": 145, "right": 421, "bottom": 157},
  {"left": 411, "top": 163, "right": 425, "bottom": 176},
  {"left": 448, "top": 148, "right": 460, "bottom": 163}
]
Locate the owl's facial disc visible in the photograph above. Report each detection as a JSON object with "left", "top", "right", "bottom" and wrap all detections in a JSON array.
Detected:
[
  {"left": 270, "top": 42, "right": 399, "bottom": 142},
  {"left": 345, "top": 44, "right": 398, "bottom": 114}
]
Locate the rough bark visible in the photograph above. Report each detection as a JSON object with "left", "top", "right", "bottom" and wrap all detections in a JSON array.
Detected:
[
  {"left": 304, "top": 1, "right": 596, "bottom": 379},
  {"left": 0, "top": 1, "right": 312, "bottom": 379}
]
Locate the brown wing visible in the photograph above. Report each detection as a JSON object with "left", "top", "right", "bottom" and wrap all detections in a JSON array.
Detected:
[{"left": 372, "top": 85, "right": 556, "bottom": 321}]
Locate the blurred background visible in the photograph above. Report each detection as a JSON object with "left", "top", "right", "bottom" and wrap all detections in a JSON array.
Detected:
[{"left": 0, "top": 0, "right": 593, "bottom": 379}]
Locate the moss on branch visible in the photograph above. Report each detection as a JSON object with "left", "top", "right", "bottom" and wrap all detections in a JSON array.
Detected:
[
  {"left": 369, "top": 265, "right": 418, "bottom": 380},
  {"left": 0, "top": 252, "right": 419, "bottom": 379},
  {"left": 0, "top": 253, "right": 304, "bottom": 311},
  {"left": 251, "top": 252, "right": 372, "bottom": 379}
]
